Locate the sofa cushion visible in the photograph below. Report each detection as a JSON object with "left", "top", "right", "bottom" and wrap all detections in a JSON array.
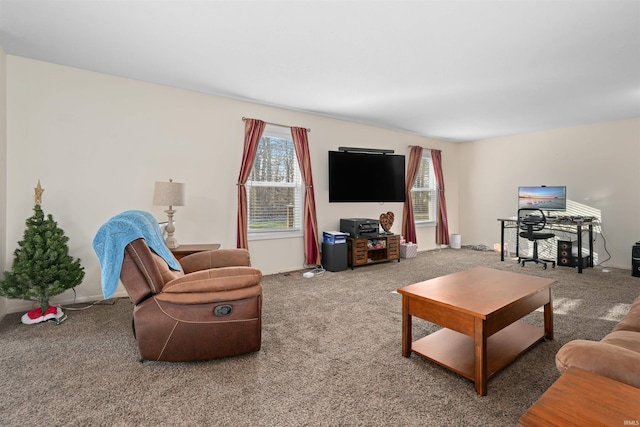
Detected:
[
  {"left": 601, "top": 330, "right": 640, "bottom": 353},
  {"left": 612, "top": 298, "right": 640, "bottom": 333}
]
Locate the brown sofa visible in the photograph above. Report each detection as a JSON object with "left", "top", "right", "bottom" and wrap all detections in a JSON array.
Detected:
[
  {"left": 555, "top": 293, "right": 640, "bottom": 388},
  {"left": 120, "top": 238, "right": 262, "bottom": 362}
]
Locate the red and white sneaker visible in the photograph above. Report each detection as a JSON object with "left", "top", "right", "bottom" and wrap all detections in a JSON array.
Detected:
[
  {"left": 21, "top": 307, "right": 44, "bottom": 324},
  {"left": 43, "top": 306, "right": 64, "bottom": 321}
]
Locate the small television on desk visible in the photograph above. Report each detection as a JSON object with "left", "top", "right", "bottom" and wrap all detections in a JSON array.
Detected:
[{"left": 518, "top": 186, "right": 567, "bottom": 211}]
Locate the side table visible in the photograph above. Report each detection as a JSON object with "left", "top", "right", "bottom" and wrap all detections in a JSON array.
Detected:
[
  {"left": 170, "top": 244, "right": 221, "bottom": 261},
  {"left": 518, "top": 367, "right": 640, "bottom": 426}
]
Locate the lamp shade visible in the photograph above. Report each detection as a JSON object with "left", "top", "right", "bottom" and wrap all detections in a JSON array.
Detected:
[{"left": 153, "top": 180, "right": 186, "bottom": 207}]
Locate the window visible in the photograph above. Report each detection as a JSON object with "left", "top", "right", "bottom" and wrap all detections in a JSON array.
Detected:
[
  {"left": 411, "top": 152, "right": 437, "bottom": 224},
  {"left": 246, "top": 125, "right": 303, "bottom": 239}
]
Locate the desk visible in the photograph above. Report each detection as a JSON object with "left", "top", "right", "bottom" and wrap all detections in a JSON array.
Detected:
[{"left": 498, "top": 217, "right": 595, "bottom": 273}]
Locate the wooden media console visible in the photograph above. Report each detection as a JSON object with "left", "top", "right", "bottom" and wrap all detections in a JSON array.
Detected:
[{"left": 346, "top": 234, "right": 400, "bottom": 269}]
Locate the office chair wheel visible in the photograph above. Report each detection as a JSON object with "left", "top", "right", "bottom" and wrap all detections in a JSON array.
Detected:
[{"left": 543, "top": 264, "right": 547, "bottom": 270}]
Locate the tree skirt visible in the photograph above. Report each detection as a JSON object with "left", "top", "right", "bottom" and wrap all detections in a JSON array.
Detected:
[{"left": 21, "top": 306, "right": 64, "bottom": 325}]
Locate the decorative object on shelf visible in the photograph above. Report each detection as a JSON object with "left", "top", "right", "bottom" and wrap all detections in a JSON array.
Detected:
[
  {"left": 0, "top": 181, "right": 84, "bottom": 324},
  {"left": 153, "top": 178, "right": 186, "bottom": 249},
  {"left": 379, "top": 211, "right": 395, "bottom": 233},
  {"left": 367, "top": 239, "right": 386, "bottom": 250}
]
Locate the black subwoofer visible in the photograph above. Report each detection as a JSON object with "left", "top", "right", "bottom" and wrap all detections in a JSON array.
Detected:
[
  {"left": 633, "top": 242, "right": 640, "bottom": 277},
  {"left": 557, "top": 240, "right": 591, "bottom": 268},
  {"left": 557, "top": 240, "right": 574, "bottom": 267}
]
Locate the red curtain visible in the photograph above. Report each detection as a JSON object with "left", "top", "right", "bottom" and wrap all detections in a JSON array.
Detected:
[
  {"left": 236, "top": 119, "right": 266, "bottom": 249},
  {"left": 291, "top": 127, "right": 321, "bottom": 266},
  {"left": 402, "top": 146, "right": 423, "bottom": 244},
  {"left": 431, "top": 149, "right": 450, "bottom": 245}
]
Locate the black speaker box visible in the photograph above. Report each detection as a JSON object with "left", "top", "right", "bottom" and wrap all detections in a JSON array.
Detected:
[
  {"left": 633, "top": 259, "right": 640, "bottom": 278},
  {"left": 633, "top": 241, "right": 640, "bottom": 277},
  {"left": 557, "top": 240, "right": 591, "bottom": 268},
  {"left": 557, "top": 240, "right": 573, "bottom": 267}
]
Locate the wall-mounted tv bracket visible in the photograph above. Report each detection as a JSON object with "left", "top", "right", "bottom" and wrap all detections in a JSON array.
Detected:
[{"left": 338, "top": 147, "right": 395, "bottom": 154}]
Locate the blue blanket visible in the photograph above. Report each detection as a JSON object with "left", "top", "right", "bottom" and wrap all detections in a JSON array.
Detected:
[{"left": 92, "top": 210, "right": 181, "bottom": 299}]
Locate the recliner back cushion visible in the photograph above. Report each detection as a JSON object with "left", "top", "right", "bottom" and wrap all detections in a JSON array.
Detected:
[{"left": 152, "top": 253, "right": 184, "bottom": 288}]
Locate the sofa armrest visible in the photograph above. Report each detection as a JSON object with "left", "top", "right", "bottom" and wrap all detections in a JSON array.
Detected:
[
  {"left": 556, "top": 340, "right": 640, "bottom": 388},
  {"left": 179, "top": 249, "right": 251, "bottom": 273}
]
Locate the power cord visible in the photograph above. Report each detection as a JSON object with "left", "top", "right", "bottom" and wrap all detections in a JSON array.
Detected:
[
  {"left": 462, "top": 244, "right": 493, "bottom": 252},
  {"left": 593, "top": 223, "right": 612, "bottom": 267},
  {"left": 59, "top": 288, "right": 116, "bottom": 311},
  {"left": 303, "top": 264, "right": 326, "bottom": 278}
]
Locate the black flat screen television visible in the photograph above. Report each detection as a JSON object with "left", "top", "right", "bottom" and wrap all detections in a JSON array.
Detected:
[
  {"left": 328, "top": 151, "right": 405, "bottom": 203},
  {"left": 518, "top": 186, "right": 567, "bottom": 211}
]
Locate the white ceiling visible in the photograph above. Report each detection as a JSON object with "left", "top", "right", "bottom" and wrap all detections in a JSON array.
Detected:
[{"left": 1, "top": 0, "right": 639, "bottom": 142}]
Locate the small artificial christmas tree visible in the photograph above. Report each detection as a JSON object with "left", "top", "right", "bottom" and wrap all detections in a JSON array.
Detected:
[{"left": 0, "top": 181, "right": 85, "bottom": 324}]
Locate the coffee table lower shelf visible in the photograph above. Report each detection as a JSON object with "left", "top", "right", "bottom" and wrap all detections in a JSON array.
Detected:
[{"left": 411, "top": 321, "right": 545, "bottom": 381}]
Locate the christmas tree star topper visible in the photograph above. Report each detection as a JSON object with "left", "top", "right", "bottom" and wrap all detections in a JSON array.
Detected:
[{"left": 34, "top": 180, "right": 44, "bottom": 204}]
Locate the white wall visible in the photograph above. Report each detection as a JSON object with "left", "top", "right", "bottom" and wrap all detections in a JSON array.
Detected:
[
  {"left": 0, "top": 45, "right": 7, "bottom": 318},
  {"left": 458, "top": 118, "right": 640, "bottom": 269},
  {"left": 3, "top": 56, "right": 459, "bottom": 314},
  {"left": 6, "top": 55, "right": 635, "bottom": 316}
]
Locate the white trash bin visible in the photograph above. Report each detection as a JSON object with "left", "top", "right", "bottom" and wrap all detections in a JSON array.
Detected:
[{"left": 450, "top": 234, "right": 461, "bottom": 249}]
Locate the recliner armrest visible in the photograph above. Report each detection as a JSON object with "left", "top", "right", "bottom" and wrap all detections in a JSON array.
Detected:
[
  {"left": 162, "top": 266, "right": 262, "bottom": 293},
  {"left": 155, "top": 266, "right": 262, "bottom": 304},
  {"left": 179, "top": 248, "right": 252, "bottom": 273}
]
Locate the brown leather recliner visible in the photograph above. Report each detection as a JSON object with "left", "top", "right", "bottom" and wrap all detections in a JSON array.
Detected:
[{"left": 119, "top": 238, "right": 262, "bottom": 362}]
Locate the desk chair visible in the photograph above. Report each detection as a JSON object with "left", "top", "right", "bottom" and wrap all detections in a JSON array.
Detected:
[{"left": 518, "top": 208, "right": 556, "bottom": 269}]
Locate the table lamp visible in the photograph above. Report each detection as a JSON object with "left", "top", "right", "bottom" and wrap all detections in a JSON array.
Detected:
[{"left": 153, "top": 179, "right": 186, "bottom": 249}]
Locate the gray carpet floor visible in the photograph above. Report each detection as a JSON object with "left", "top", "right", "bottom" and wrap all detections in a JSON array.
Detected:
[{"left": 0, "top": 247, "right": 638, "bottom": 426}]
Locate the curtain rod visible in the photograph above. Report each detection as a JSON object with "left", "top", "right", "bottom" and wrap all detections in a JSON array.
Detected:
[
  {"left": 242, "top": 117, "right": 311, "bottom": 132},
  {"left": 408, "top": 145, "right": 438, "bottom": 151}
]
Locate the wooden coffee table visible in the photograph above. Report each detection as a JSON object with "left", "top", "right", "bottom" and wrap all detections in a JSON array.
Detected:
[{"left": 398, "top": 267, "right": 555, "bottom": 396}]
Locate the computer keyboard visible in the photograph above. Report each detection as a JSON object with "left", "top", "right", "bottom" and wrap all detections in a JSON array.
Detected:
[{"left": 547, "top": 215, "right": 596, "bottom": 223}]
